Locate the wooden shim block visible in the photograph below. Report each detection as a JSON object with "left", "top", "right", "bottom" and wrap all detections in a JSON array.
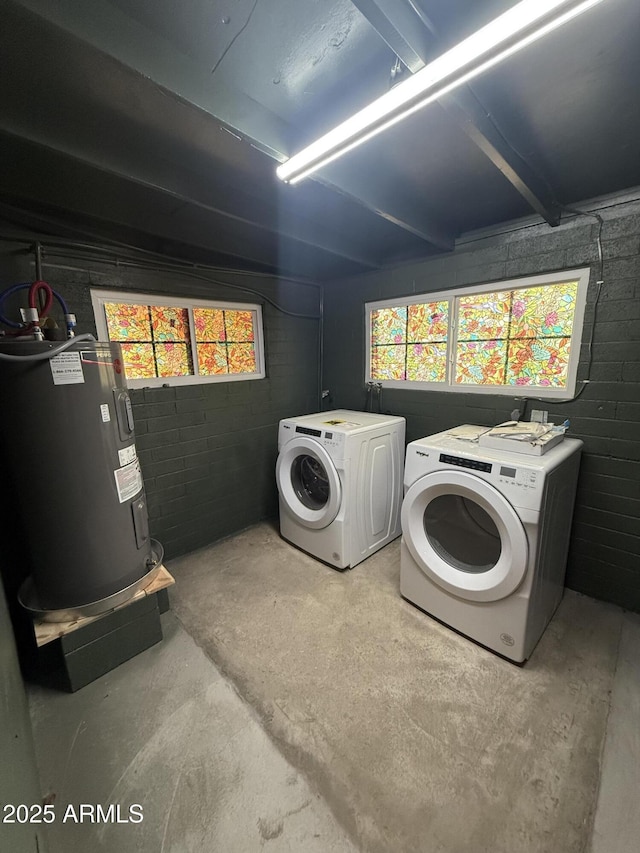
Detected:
[{"left": 33, "top": 565, "right": 175, "bottom": 647}]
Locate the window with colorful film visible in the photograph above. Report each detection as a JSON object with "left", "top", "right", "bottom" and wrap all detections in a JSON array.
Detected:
[
  {"left": 366, "top": 270, "right": 588, "bottom": 399},
  {"left": 94, "top": 292, "right": 264, "bottom": 386}
]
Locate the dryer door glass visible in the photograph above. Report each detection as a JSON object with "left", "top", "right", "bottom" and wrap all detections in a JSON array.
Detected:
[
  {"left": 292, "top": 454, "right": 330, "bottom": 510},
  {"left": 424, "top": 495, "right": 501, "bottom": 573},
  {"left": 401, "top": 469, "right": 528, "bottom": 602}
]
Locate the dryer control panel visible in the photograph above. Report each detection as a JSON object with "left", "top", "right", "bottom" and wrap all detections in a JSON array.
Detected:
[
  {"left": 405, "top": 429, "right": 583, "bottom": 513},
  {"left": 438, "top": 452, "right": 540, "bottom": 492},
  {"left": 406, "top": 443, "right": 547, "bottom": 511},
  {"left": 439, "top": 453, "right": 492, "bottom": 473},
  {"left": 500, "top": 466, "right": 540, "bottom": 491},
  {"left": 438, "top": 451, "right": 542, "bottom": 496}
]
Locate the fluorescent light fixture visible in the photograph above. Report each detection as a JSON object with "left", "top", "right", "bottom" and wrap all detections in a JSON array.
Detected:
[{"left": 276, "top": 0, "right": 603, "bottom": 184}]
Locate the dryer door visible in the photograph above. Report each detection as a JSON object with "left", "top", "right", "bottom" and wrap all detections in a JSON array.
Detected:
[
  {"left": 401, "top": 470, "right": 528, "bottom": 602},
  {"left": 276, "top": 437, "right": 342, "bottom": 530}
]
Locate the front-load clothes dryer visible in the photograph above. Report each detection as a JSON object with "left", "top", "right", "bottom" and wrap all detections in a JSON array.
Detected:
[
  {"left": 276, "top": 410, "right": 405, "bottom": 569},
  {"left": 400, "top": 426, "right": 582, "bottom": 662}
]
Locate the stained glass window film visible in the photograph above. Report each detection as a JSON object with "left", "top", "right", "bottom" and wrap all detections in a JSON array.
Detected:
[
  {"left": 454, "top": 281, "right": 579, "bottom": 388},
  {"left": 194, "top": 307, "right": 256, "bottom": 375},
  {"left": 371, "top": 307, "right": 407, "bottom": 345},
  {"left": 407, "top": 343, "right": 448, "bottom": 382},
  {"left": 150, "top": 305, "right": 190, "bottom": 342},
  {"left": 194, "top": 308, "right": 225, "bottom": 342},
  {"left": 408, "top": 303, "right": 448, "bottom": 342},
  {"left": 370, "top": 302, "right": 448, "bottom": 382},
  {"left": 371, "top": 345, "right": 406, "bottom": 380},
  {"left": 366, "top": 271, "right": 586, "bottom": 396},
  {"left": 93, "top": 290, "right": 264, "bottom": 386},
  {"left": 155, "top": 343, "right": 191, "bottom": 377},
  {"left": 455, "top": 341, "right": 508, "bottom": 386},
  {"left": 104, "top": 302, "right": 151, "bottom": 342},
  {"left": 225, "top": 310, "right": 255, "bottom": 343},
  {"left": 457, "top": 291, "right": 511, "bottom": 340},
  {"left": 506, "top": 337, "right": 572, "bottom": 387},
  {"left": 228, "top": 343, "right": 256, "bottom": 373},
  {"left": 509, "top": 282, "right": 578, "bottom": 339},
  {"left": 104, "top": 302, "right": 192, "bottom": 379},
  {"left": 119, "top": 343, "right": 155, "bottom": 379},
  {"left": 197, "top": 343, "right": 228, "bottom": 375}
]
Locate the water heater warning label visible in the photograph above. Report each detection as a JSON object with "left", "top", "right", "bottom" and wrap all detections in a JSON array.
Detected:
[
  {"left": 50, "top": 352, "right": 84, "bottom": 385},
  {"left": 114, "top": 459, "right": 143, "bottom": 503},
  {"left": 118, "top": 444, "right": 137, "bottom": 467}
]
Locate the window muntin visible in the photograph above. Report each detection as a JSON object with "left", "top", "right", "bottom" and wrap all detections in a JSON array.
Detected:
[
  {"left": 92, "top": 290, "right": 265, "bottom": 387},
  {"left": 366, "top": 269, "right": 589, "bottom": 399}
]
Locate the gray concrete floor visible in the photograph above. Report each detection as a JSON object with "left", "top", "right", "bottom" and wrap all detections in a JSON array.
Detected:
[
  {"left": 27, "top": 522, "right": 640, "bottom": 853},
  {"left": 28, "top": 611, "right": 356, "bottom": 853},
  {"left": 588, "top": 610, "right": 640, "bottom": 853}
]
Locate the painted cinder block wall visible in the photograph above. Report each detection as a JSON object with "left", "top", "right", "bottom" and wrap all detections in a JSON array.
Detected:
[
  {"left": 0, "top": 246, "right": 320, "bottom": 563},
  {"left": 322, "top": 193, "right": 640, "bottom": 612}
]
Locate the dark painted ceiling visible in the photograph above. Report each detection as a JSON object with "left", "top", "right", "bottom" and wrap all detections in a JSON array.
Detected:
[{"left": 0, "top": 0, "right": 639, "bottom": 281}]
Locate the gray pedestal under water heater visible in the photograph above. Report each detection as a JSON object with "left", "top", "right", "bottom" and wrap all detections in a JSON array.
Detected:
[{"left": 0, "top": 340, "right": 160, "bottom": 615}]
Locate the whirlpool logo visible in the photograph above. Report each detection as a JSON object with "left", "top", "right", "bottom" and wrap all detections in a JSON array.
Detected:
[{"left": 416, "top": 451, "right": 430, "bottom": 457}]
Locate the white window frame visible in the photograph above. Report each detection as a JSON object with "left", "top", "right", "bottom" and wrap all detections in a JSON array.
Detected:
[
  {"left": 365, "top": 268, "right": 590, "bottom": 400},
  {"left": 91, "top": 289, "right": 266, "bottom": 388}
]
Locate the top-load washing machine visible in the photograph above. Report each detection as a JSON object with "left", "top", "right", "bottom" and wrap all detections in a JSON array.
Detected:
[
  {"left": 276, "top": 410, "right": 405, "bottom": 569},
  {"left": 400, "top": 426, "right": 582, "bottom": 662}
]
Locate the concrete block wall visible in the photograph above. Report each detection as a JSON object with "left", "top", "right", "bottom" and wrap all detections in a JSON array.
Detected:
[
  {"left": 322, "top": 194, "right": 640, "bottom": 612},
  {"left": 0, "top": 247, "right": 320, "bottom": 561}
]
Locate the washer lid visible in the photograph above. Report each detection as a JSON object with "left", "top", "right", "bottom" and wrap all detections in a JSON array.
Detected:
[
  {"left": 276, "top": 436, "right": 341, "bottom": 530},
  {"left": 401, "top": 470, "right": 528, "bottom": 602}
]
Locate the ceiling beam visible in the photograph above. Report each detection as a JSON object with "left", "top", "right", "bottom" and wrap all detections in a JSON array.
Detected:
[
  {"left": 0, "top": 128, "right": 379, "bottom": 275},
  {"left": 351, "top": 0, "right": 562, "bottom": 226},
  {"left": 0, "top": 2, "right": 384, "bottom": 271},
  {"left": 11, "top": 0, "right": 291, "bottom": 157},
  {"left": 438, "top": 92, "right": 562, "bottom": 226},
  {"left": 350, "top": 0, "right": 433, "bottom": 75},
  {"left": 313, "top": 163, "right": 454, "bottom": 251},
  {"left": 10, "top": 0, "right": 454, "bottom": 251}
]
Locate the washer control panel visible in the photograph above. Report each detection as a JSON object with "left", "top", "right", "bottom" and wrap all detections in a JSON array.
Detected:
[
  {"left": 295, "top": 426, "right": 321, "bottom": 436},
  {"left": 293, "top": 425, "right": 345, "bottom": 453},
  {"left": 321, "top": 430, "right": 344, "bottom": 451}
]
